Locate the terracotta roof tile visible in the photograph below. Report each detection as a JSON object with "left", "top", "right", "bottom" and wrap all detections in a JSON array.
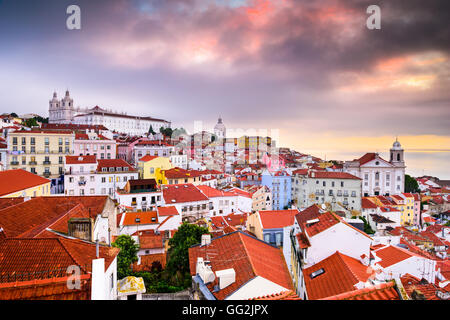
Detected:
[
  {"left": 189, "top": 231, "right": 293, "bottom": 300},
  {"left": 322, "top": 281, "right": 399, "bottom": 300},
  {"left": 0, "top": 170, "right": 50, "bottom": 197},
  {"left": 162, "top": 184, "right": 209, "bottom": 203},
  {"left": 303, "top": 251, "right": 374, "bottom": 300},
  {"left": 259, "top": 210, "right": 298, "bottom": 229}
]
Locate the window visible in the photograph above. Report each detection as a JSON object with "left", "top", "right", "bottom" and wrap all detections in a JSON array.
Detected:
[
  {"left": 264, "top": 234, "right": 271, "bottom": 243},
  {"left": 310, "top": 268, "right": 325, "bottom": 279}
]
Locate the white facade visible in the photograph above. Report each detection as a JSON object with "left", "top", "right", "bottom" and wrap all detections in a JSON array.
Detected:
[
  {"left": 292, "top": 172, "right": 362, "bottom": 212},
  {"left": 344, "top": 140, "right": 405, "bottom": 196},
  {"left": 49, "top": 91, "right": 170, "bottom": 135},
  {"left": 225, "top": 276, "right": 290, "bottom": 300},
  {"left": 116, "top": 191, "right": 164, "bottom": 211},
  {"left": 170, "top": 154, "right": 187, "bottom": 169}
]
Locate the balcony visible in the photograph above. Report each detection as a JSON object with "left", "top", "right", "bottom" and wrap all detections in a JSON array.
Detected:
[
  {"left": 78, "top": 181, "right": 87, "bottom": 186},
  {"left": 43, "top": 172, "right": 51, "bottom": 178},
  {"left": 43, "top": 161, "right": 51, "bottom": 165},
  {"left": 29, "top": 161, "right": 37, "bottom": 165},
  {"left": 10, "top": 161, "right": 19, "bottom": 165}
]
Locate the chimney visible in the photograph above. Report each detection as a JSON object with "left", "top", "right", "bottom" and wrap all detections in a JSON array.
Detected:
[
  {"left": 201, "top": 234, "right": 211, "bottom": 246},
  {"left": 215, "top": 268, "right": 236, "bottom": 290},
  {"left": 196, "top": 257, "right": 215, "bottom": 284}
]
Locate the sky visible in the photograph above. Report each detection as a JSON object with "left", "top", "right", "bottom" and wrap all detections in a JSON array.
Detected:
[{"left": 0, "top": 0, "right": 449, "bottom": 178}]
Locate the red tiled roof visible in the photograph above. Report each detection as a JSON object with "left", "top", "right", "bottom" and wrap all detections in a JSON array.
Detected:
[
  {"left": 163, "top": 167, "right": 202, "bottom": 179},
  {"left": 162, "top": 184, "right": 209, "bottom": 204},
  {"left": 296, "top": 232, "right": 311, "bottom": 249},
  {"left": 196, "top": 185, "right": 237, "bottom": 198},
  {"left": 362, "top": 198, "right": 378, "bottom": 209},
  {"left": 304, "top": 211, "right": 340, "bottom": 237},
  {"left": 189, "top": 231, "right": 293, "bottom": 300},
  {"left": 373, "top": 245, "right": 419, "bottom": 268},
  {"left": 249, "top": 290, "right": 301, "bottom": 300},
  {"left": 65, "top": 155, "right": 97, "bottom": 164},
  {"left": 355, "top": 153, "right": 377, "bottom": 165},
  {"left": 0, "top": 169, "right": 50, "bottom": 197},
  {"left": 139, "top": 155, "right": 159, "bottom": 162},
  {"left": 322, "top": 281, "right": 399, "bottom": 300},
  {"left": 0, "top": 237, "right": 119, "bottom": 279},
  {"left": 400, "top": 273, "right": 441, "bottom": 300},
  {"left": 303, "top": 251, "right": 374, "bottom": 300},
  {"left": 259, "top": 210, "right": 298, "bottom": 229},
  {"left": 0, "top": 274, "right": 92, "bottom": 300},
  {"left": 0, "top": 196, "right": 109, "bottom": 239},
  {"left": 309, "top": 171, "right": 361, "bottom": 180},
  {"left": 135, "top": 230, "right": 163, "bottom": 249},
  {"left": 122, "top": 211, "right": 159, "bottom": 226},
  {"left": 157, "top": 206, "right": 179, "bottom": 216},
  {"left": 97, "top": 159, "right": 135, "bottom": 172}
]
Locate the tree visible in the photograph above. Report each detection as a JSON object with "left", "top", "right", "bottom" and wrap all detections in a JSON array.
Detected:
[
  {"left": 405, "top": 174, "right": 419, "bottom": 193},
  {"left": 24, "top": 118, "right": 38, "bottom": 128},
  {"left": 166, "top": 222, "right": 209, "bottom": 275},
  {"left": 148, "top": 125, "right": 156, "bottom": 135},
  {"left": 10, "top": 112, "right": 18, "bottom": 117},
  {"left": 112, "top": 235, "right": 140, "bottom": 279}
]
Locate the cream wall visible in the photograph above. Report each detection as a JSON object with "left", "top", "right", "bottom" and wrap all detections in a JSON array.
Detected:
[
  {"left": 2, "top": 182, "right": 51, "bottom": 198},
  {"left": 8, "top": 131, "right": 75, "bottom": 179}
]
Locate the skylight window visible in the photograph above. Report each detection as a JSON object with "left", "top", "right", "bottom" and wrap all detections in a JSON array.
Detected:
[{"left": 310, "top": 268, "right": 325, "bottom": 279}]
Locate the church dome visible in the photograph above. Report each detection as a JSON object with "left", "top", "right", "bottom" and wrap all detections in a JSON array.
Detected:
[
  {"left": 391, "top": 138, "right": 402, "bottom": 150},
  {"left": 214, "top": 117, "right": 225, "bottom": 131}
]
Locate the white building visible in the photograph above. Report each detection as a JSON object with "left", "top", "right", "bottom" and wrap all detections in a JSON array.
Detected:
[
  {"left": 344, "top": 139, "right": 406, "bottom": 196},
  {"left": 292, "top": 171, "right": 362, "bottom": 212},
  {"left": 49, "top": 91, "right": 171, "bottom": 135},
  {"left": 64, "top": 156, "right": 138, "bottom": 198}
]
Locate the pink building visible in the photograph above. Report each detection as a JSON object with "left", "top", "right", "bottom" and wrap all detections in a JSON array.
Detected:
[{"left": 74, "top": 132, "right": 117, "bottom": 159}]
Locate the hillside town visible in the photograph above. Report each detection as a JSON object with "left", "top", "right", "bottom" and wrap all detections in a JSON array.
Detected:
[{"left": 0, "top": 91, "right": 449, "bottom": 301}]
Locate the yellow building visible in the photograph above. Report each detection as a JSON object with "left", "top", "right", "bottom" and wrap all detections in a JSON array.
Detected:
[
  {"left": 0, "top": 169, "right": 51, "bottom": 197},
  {"left": 371, "top": 194, "right": 414, "bottom": 226},
  {"left": 137, "top": 155, "right": 173, "bottom": 183},
  {"left": 7, "top": 129, "right": 75, "bottom": 179}
]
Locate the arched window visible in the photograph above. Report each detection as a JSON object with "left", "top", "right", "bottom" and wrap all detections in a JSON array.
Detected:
[{"left": 397, "top": 153, "right": 400, "bottom": 161}]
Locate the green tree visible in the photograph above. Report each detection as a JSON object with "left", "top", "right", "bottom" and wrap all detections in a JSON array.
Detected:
[
  {"left": 112, "top": 235, "right": 140, "bottom": 279},
  {"left": 405, "top": 174, "right": 419, "bottom": 193},
  {"left": 24, "top": 118, "right": 38, "bottom": 128},
  {"left": 10, "top": 112, "right": 18, "bottom": 117},
  {"left": 148, "top": 125, "right": 156, "bottom": 135},
  {"left": 166, "top": 222, "right": 209, "bottom": 275}
]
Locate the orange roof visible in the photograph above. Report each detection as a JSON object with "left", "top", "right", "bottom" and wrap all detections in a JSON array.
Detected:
[
  {"left": 135, "top": 230, "right": 163, "bottom": 249},
  {"left": 162, "top": 184, "right": 209, "bottom": 203},
  {"left": 304, "top": 211, "right": 340, "bottom": 237},
  {"left": 163, "top": 167, "right": 201, "bottom": 179},
  {"left": 322, "top": 281, "right": 399, "bottom": 300},
  {"left": 373, "top": 245, "right": 420, "bottom": 268},
  {"left": 97, "top": 159, "right": 135, "bottom": 172},
  {"left": 400, "top": 273, "right": 441, "bottom": 300},
  {"left": 196, "top": 185, "right": 237, "bottom": 198},
  {"left": 259, "top": 210, "right": 298, "bottom": 229},
  {"left": 0, "top": 274, "right": 92, "bottom": 300},
  {"left": 139, "top": 155, "right": 159, "bottom": 162},
  {"left": 249, "top": 290, "right": 301, "bottom": 300},
  {"left": 0, "top": 237, "right": 119, "bottom": 279},
  {"left": 0, "top": 169, "right": 50, "bottom": 197},
  {"left": 303, "top": 251, "right": 374, "bottom": 300},
  {"left": 65, "top": 155, "right": 97, "bottom": 164},
  {"left": 122, "top": 211, "right": 159, "bottom": 226},
  {"left": 362, "top": 198, "right": 378, "bottom": 209},
  {"left": 309, "top": 171, "right": 361, "bottom": 180},
  {"left": 157, "top": 206, "right": 179, "bottom": 216},
  {"left": 189, "top": 231, "right": 293, "bottom": 300},
  {"left": 0, "top": 196, "right": 108, "bottom": 238}
]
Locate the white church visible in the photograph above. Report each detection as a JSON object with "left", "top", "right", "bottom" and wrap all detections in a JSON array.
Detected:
[
  {"left": 48, "top": 90, "right": 171, "bottom": 136},
  {"left": 343, "top": 139, "right": 406, "bottom": 196}
]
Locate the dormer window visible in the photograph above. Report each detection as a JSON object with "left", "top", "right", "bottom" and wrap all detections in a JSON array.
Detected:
[{"left": 310, "top": 268, "right": 325, "bottom": 279}]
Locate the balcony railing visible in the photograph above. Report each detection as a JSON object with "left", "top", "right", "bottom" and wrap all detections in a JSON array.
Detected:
[
  {"left": 78, "top": 181, "right": 87, "bottom": 186},
  {"left": 10, "top": 161, "right": 19, "bottom": 165},
  {"left": 43, "top": 172, "right": 51, "bottom": 178},
  {"left": 43, "top": 161, "right": 51, "bottom": 165},
  {"left": 29, "top": 161, "right": 37, "bottom": 165}
]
